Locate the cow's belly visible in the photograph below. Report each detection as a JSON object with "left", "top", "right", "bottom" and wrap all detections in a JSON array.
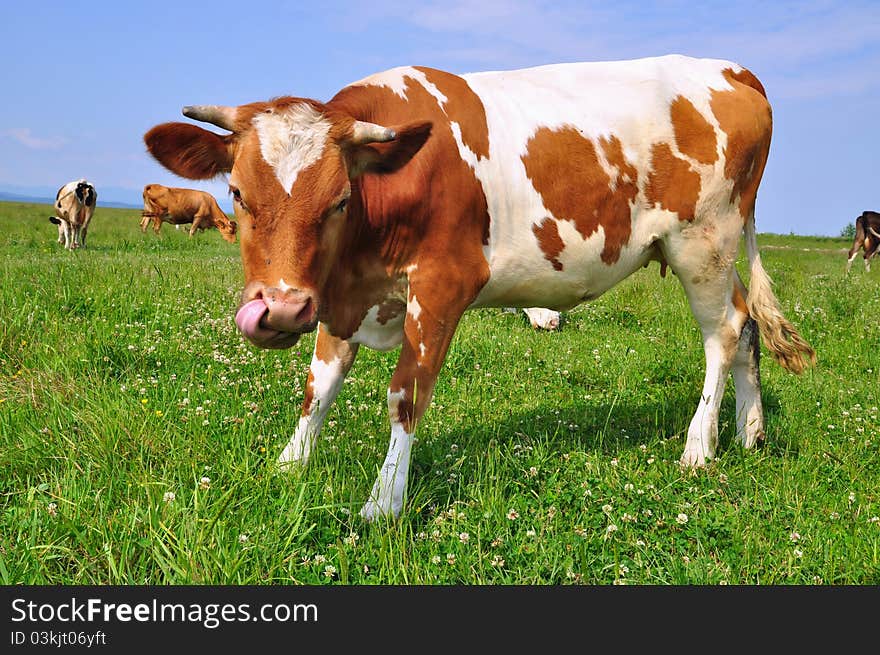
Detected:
[{"left": 472, "top": 210, "right": 668, "bottom": 310}]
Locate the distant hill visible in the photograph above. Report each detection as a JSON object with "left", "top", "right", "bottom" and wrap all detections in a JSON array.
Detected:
[
  {"left": 0, "top": 183, "right": 232, "bottom": 212},
  {"left": 0, "top": 190, "right": 141, "bottom": 209}
]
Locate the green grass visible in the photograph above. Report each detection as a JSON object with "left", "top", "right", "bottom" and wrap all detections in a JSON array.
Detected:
[{"left": 1, "top": 200, "right": 878, "bottom": 585}]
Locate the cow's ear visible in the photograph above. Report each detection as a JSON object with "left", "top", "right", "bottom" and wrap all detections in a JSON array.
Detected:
[
  {"left": 346, "top": 121, "right": 432, "bottom": 178},
  {"left": 144, "top": 122, "right": 235, "bottom": 180}
]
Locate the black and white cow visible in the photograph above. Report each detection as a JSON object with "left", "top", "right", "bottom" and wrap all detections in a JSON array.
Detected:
[{"left": 49, "top": 179, "right": 97, "bottom": 250}]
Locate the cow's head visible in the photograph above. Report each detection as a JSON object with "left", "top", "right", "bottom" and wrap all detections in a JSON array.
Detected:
[
  {"left": 213, "top": 213, "right": 238, "bottom": 244},
  {"left": 144, "top": 97, "right": 431, "bottom": 349}
]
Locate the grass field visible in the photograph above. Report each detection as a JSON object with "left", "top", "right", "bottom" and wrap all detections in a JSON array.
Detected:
[{"left": 1, "top": 200, "right": 878, "bottom": 585}]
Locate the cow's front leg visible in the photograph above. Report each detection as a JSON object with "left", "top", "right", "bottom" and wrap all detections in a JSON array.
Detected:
[
  {"left": 361, "top": 287, "right": 471, "bottom": 521},
  {"left": 189, "top": 216, "right": 204, "bottom": 237},
  {"left": 278, "top": 323, "right": 358, "bottom": 469}
]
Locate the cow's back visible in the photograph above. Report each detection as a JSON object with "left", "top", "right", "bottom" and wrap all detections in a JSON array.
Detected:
[
  {"left": 463, "top": 56, "right": 765, "bottom": 308},
  {"left": 346, "top": 55, "right": 766, "bottom": 311}
]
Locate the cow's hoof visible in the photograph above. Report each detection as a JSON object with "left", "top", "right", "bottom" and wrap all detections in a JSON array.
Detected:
[
  {"left": 736, "top": 427, "right": 765, "bottom": 449},
  {"left": 359, "top": 499, "right": 401, "bottom": 522},
  {"left": 276, "top": 452, "right": 307, "bottom": 474},
  {"left": 679, "top": 444, "right": 713, "bottom": 468}
]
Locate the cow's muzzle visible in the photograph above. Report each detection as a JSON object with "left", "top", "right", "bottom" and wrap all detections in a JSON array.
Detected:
[{"left": 235, "top": 285, "right": 317, "bottom": 349}]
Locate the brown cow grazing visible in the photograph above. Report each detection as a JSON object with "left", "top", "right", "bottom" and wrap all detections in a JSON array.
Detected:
[
  {"left": 145, "top": 55, "right": 816, "bottom": 520},
  {"left": 140, "top": 184, "right": 237, "bottom": 243},
  {"left": 845, "top": 211, "right": 880, "bottom": 273},
  {"left": 49, "top": 179, "right": 97, "bottom": 249}
]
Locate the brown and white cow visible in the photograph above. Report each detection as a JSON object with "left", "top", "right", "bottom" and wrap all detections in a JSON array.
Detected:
[
  {"left": 144, "top": 55, "right": 815, "bottom": 520},
  {"left": 49, "top": 179, "right": 97, "bottom": 249},
  {"left": 140, "top": 184, "right": 237, "bottom": 242},
  {"left": 845, "top": 210, "right": 880, "bottom": 273}
]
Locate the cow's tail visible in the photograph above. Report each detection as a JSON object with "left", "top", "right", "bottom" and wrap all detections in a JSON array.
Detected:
[
  {"left": 855, "top": 214, "right": 867, "bottom": 248},
  {"left": 743, "top": 216, "right": 816, "bottom": 374}
]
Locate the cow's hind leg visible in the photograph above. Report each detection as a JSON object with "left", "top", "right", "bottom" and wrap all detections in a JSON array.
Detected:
[
  {"left": 50, "top": 218, "right": 65, "bottom": 245},
  {"left": 731, "top": 273, "right": 764, "bottom": 448},
  {"left": 278, "top": 324, "right": 358, "bottom": 469},
  {"left": 665, "top": 229, "right": 748, "bottom": 467}
]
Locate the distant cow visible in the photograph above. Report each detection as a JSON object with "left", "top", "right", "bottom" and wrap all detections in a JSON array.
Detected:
[
  {"left": 145, "top": 55, "right": 816, "bottom": 520},
  {"left": 49, "top": 179, "right": 97, "bottom": 249},
  {"left": 845, "top": 211, "right": 880, "bottom": 272},
  {"left": 140, "top": 184, "right": 237, "bottom": 243}
]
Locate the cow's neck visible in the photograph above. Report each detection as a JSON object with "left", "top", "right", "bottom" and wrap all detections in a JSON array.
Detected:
[{"left": 316, "top": 192, "right": 415, "bottom": 340}]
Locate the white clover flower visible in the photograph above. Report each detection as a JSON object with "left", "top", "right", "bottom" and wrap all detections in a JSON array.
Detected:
[
  {"left": 506, "top": 509, "right": 519, "bottom": 520},
  {"left": 238, "top": 534, "right": 249, "bottom": 544},
  {"left": 199, "top": 476, "right": 211, "bottom": 490},
  {"left": 790, "top": 531, "right": 801, "bottom": 543},
  {"left": 344, "top": 532, "right": 360, "bottom": 547},
  {"left": 458, "top": 532, "right": 470, "bottom": 544},
  {"left": 163, "top": 491, "right": 175, "bottom": 503},
  {"left": 323, "top": 565, "right": 337, "bottom": 578},
  {"left": 491, "top": 555, "right": 505, "bottom": 567},
  {"left": 47, "top": 502, "right": 58, "bottom": 517},
  {"left": 793, "top": 549, "right": 803, "bottom": 559},
  {"left": 676, "top": 513, "right": 689, "bottom": 525},
  {"left": 601, "top": 504, "right": 613, "bottom": 514},
  {"left": 431, "top": 555, "right": 441, "bottom": 564},
  {"left": 446, "top": 553, "right": 456, "bottom": 565},
  {"left": 525, "top": 529, "right": 536, "bottom": 538}
]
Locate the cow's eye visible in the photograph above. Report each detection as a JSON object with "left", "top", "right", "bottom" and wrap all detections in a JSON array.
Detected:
[
  {"left": 336, "top": 197, "right": 348, "bottom": 212},
  {"left": 230, "top": 186, "right": 249, "bottom": 212}
]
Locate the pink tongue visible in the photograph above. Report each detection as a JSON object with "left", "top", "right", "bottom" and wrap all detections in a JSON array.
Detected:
[{"left": 235, "top": 299, "right": 270, "bottom": 339}]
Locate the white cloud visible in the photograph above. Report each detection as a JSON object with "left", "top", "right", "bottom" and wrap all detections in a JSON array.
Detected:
[{"left": 2, "top": 127, "right": 68, "bottom": 150}]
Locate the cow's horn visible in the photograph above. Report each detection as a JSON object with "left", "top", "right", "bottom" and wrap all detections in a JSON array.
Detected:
[
  {"left": 350, "top": 120, "right": 397, "bottom": 145},
  {"left": 182, "top": 105, "right": 238, "bottom": 131}
]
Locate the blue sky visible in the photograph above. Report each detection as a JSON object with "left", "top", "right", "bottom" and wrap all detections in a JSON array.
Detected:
[{"left": 1, "top": 1, "right": 877, "bottom": 235}]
